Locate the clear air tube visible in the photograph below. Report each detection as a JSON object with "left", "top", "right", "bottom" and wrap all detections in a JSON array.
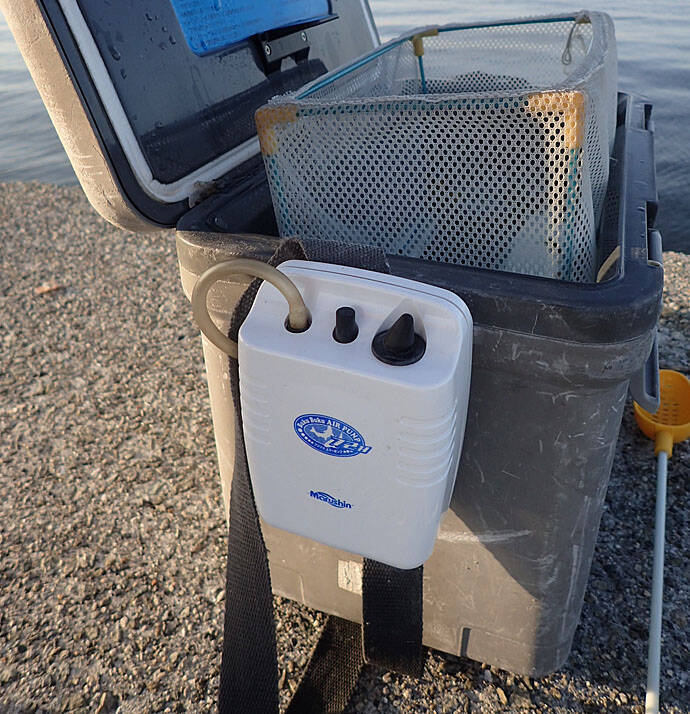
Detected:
[
  {"left": 645, "top": 450, "right": 668, "bottom": 714},
  {"left": 191, "top": 259, "right": 310, "bottom": 358}
]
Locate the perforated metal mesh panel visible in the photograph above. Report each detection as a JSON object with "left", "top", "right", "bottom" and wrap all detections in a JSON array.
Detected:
[{"left": 257, "top": 13, "right": 617, "bottom": 282}]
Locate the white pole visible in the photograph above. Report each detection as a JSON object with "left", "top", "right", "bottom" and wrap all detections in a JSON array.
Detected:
[{"left": 645, "top": 450, "right": 668, "bottom": 714}]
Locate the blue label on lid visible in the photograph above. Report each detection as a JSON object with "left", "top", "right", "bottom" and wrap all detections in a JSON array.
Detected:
[{"left": 170, "top": 0, "right": 330, "bottom": 55}]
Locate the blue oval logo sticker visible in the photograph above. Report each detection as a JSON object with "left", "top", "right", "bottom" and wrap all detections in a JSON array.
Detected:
[{"left": 294, "top": 414, "right": 372, "bottom": 458}]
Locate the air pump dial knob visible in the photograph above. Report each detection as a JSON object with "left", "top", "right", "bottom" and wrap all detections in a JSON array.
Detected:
[{"left": 333, "top": 306, "right": 359, "bottom": 344}]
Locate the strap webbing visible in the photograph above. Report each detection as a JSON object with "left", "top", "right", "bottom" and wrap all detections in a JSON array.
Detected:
[
  {"left": 218, "top": 239, "right": 425, "bottom": 713},
  {"left": 285, "top": 617, "right": 364, "bottom": 714},
  {"left": 362, "top": 559, "right": 424, "bottom": 678},
  {"left": 218, "top": 400, "right": 278, "bottom": 713}
]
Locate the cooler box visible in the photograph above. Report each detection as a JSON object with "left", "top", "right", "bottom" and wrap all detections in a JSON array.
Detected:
[{"left": 1, "top": 0, "right": 663, "bottom": 676}]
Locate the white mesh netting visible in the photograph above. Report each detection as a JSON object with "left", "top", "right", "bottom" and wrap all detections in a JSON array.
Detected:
[{"left": 256, "top": 12, "right": 617, "bottom": 282}]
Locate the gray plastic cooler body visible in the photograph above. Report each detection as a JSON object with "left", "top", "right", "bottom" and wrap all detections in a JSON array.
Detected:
[
  {"left": 2, "top": 0, "right": 663, "bottom": 677},
  {"left": 174, "top": 96, "right": 662, "bottom": 676}
]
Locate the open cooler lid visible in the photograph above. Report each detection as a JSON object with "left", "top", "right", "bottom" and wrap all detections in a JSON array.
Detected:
[{"left": 0, "top": 0, "right": 379, "bottom": 230}]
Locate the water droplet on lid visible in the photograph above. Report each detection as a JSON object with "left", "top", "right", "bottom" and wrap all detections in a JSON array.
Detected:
[
  {"left": 120, "top": 68, "right": 127, "bottom": 79},
  {"left": 109, "top": 46, "right": 121, "bottom": 61},
  {"left": 169, "top": 35, "right": 177, "bottom": 45}
]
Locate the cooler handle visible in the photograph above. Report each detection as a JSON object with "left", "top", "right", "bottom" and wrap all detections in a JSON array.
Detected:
[{"left": 630, "top": 229, "right": 663, "bottom": 412}]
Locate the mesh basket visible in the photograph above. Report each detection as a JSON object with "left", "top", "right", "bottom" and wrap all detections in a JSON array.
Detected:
[{"left": 256, "top": 12, "right": 617, "bottom": 282}]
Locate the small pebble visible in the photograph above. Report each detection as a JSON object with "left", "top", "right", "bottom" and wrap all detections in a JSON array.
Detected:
[{"left": 496, "top": 687, "right": 508, "bottom": 705}]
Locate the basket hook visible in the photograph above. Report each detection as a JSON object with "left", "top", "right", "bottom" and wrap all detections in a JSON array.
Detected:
[{"left": 562, "top": 12, "right": 591, "bottom": 65}]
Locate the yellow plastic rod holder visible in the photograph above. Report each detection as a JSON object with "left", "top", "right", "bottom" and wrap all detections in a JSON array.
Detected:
[
  {"left": 635, "top": 370, "right": 690, "bottom": 457},
  {"left": 633, "top": 369, "right": 690, "bottom": 714}
]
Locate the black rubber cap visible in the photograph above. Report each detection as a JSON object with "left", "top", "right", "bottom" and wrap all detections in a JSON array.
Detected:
[
  {"left": 333, "top": 306, "right": 359, "bottom": 344},
  {"left": 372, "top": 313, "right": 426, "bottom": 366}
]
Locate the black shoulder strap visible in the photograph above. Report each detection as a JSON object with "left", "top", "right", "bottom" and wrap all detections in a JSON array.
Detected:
[
  {"left": 363, "top": 559, "right": 424, "bottom": 678},
  {"left": 218, "top": 239, "right": 425, "bottom": 714}
]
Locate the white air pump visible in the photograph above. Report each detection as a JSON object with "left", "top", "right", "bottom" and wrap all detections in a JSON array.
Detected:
[{"left": 193, "top": 260, "right": 473, "bottom": 570}]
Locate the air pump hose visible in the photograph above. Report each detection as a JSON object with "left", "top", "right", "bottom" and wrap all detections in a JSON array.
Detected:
[{"left": 191, "top": 258, "right": 310, "bottom": 358}]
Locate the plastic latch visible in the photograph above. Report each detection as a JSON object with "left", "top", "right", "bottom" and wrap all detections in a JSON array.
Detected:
[
  {"left": 629, "top": 227, "right": 662, "bottom": 412},
  {"left": 257, "top": 14, "right": 338, "bottom": 73},
  {"left": 647, "top": 229, "right": 663, "bottom": 267},
  {"left": 260, "top": 29, "right": 311, "bottom": 72},
  {"left": 630, "top": 333, "right": 660, "bottom": 413}
]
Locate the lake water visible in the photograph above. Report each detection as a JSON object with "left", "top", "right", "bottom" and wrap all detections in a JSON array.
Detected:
[{"left": 0, "top": 1, "right": 688, "bottom": 252}]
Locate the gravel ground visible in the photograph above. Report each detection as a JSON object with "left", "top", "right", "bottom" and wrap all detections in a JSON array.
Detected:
[{"left": 0, "top": 182, "right": 688, "bottom": 714}]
